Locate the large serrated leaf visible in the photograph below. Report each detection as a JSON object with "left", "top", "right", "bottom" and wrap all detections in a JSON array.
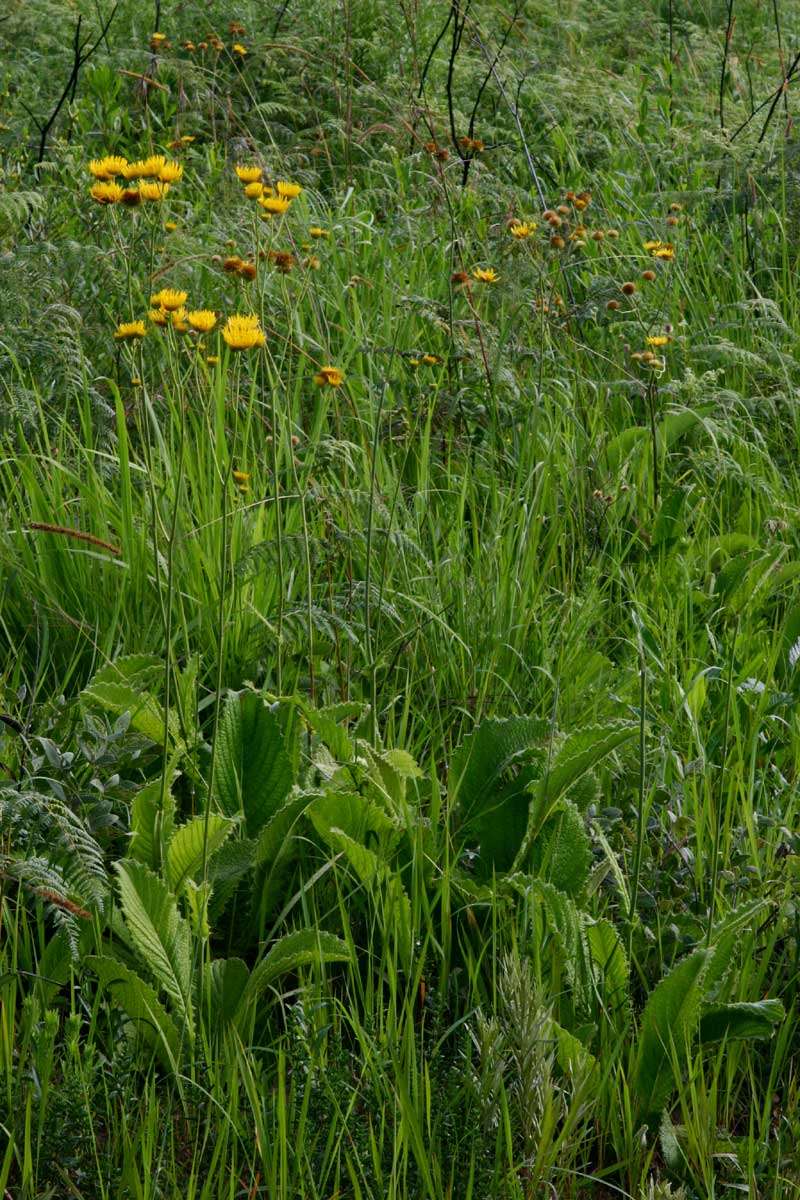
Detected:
[
  {"left": 114, "top": 860, "right": 194, "bottom": 1036},
  {"left": 130, "top": 779, "right": 176, "bottom": 870},
  {"left": 632, "top": 947, "right": 711, "bottom": 1121},
  {"left": 585, "top": 918, "right": 630, "bottom": 1026},
  {"left": 536, "top": 724, "right": 635, "bottom": 815},
  {"left": 533, "top": 799, "right": 591, "bottom": 895},
  {"left": 699, "top": 1000, "right": 785, "bottom": 1044},
  {"left": 87, "top": 954, "right": 181, "bottom": 1064},
  {"left": 213, "top": 692, "right": 294, "bottom": 836},
  {"left": 243, "top": 931, "right": 351, "bottom": 1009},
  {"left": 166, "top": 814, "right": 234, "bottom": 893},
  {"left": 204, "top": 957, "right": 250, "bottom": 1032}
]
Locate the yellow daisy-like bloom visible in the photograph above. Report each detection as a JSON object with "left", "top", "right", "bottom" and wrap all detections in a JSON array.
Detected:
[
  {"left": 90, "top": 181, "right": 124, "bottom": 204},
  {"left": 148, "top": 309, "right": 169, "bottom": 326},
  {"left": 313, "top": 365, "right": 344, "bottom": 387},
  {"left": 421, "top": 354, "right": 440, "bottom": 365},
  {"left": 243, "top": 181, "right": 263, "bottom": 198},
  {"left": 141, "top": 154, "right": 167, "bottom": 177},
  {"left": 643, "top": 240, "right": 663, "bottom": 251},
  {"left": 309, "top": 226, "right": 329, "bottom": 238},
  {"left": 165, "top": 220, "right": 178, "bottom": 231},
  {"left": 232, "top": 42, "right": 247, "bottom": 55},
  {"left": 171, "top": 309, "right": 190, "bottom": 332},
  {"left": 114, "top": 321, "right": 146, "bottom": 340},
  {"left": 235, "top": 164, "right": 262, "bottom": 183},
  {"left": 159, "top": 161, "right": 183, "bottom": 183},
  {"left": 139, "top": 180, "right": 169, "bottom": 200},
  {"left": 151, "top": 31, "right": 167, "bottom": 43},
  {"left": 509, "top": 222, "right": 534, "bottom": 239},
  {"left": 472, "top": 267, "right": 499, "bottom": 283},
  {"left": 259, "top": 196, "right": 292, "bottom": 215},
  {"left": 276, "top": 181, "right": 302, "bottom": 199},
  {"left": 88, "top": 155, "right": 128, "bottom": 179},
  {"left": 187, "top": 309, "right": 217, "bottom": 332},
  {"left": 222, "top": 314, "right": 265, "bottom": 350},
  {"left": 646, "top": 335, "right": 670, "bottom": 346},
  {"left": 150, "top": 288, "right": 188, "bottom": 311},
  {"left": 652, "top": 246, "right": 675, "bottom": 260},
  {"left": 232, "top": 469, "right": 250, "bottom": 483}
]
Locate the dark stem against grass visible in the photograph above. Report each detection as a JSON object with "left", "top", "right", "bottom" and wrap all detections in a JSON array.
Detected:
[
  {"left": 31, "top": 5, "right": 118, "bottom": 165},
  {"left": 646, "top": 375, "right": 660, "bottom": 507},
  {"left": 461, "top": 2, "right": 520, "bottom": 186},
  {"left": 473, "top": 32, "right": 547, "bottom": 209},
  {"left": 718, "top": 0, "right": 735, "bottom": 132}
]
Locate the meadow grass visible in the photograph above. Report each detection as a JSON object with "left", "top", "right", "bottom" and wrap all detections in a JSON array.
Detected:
[{"left": 1, "top": 0, "right": 799, "bottom": 1196}]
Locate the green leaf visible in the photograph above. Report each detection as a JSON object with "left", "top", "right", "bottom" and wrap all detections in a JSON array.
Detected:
[
  {"left": 632, "top": 947, "right": 711, "bottom": 1121},
  {"left": 213, "top": 692, "right": 294, "bottom": 836},
  {"left": 533, "top": 799, "right": 591, "bottom": 895},
  {"left": 166, "top": 814, "right": 234, "bottom": 893},
  {"left": 87, "top": 954, "right": 181, "bottom": 1064},
  {"left": 308, "top": 790, "right": 396, "bottom": 850},
  {"left": 536, "top": 724, "right": 635, "bottom": 817},
  {"left": 114, "top": 860, "right": 194, "bottom": 1036},
  {"left": 204, "top": 957, "right": 250, "bottom": 1032},
  {"left": 254, "top": 791, "right": 318, "bottom": 868},
  {"left": 551, "top": 1018, "right": 597, "bottom": 1078},
  {"left": 585, "top": 918, "right": 630, "bottom": 1026},
  {"left": 327, "top": 827, "right": 412, "bottom": 963},
  {"left": 243, "top": 931, "right": 351, "bottom": 1009},
  {"left": 699, "top": 1000, "right": 785, "bottom": 1044},
  {"left": 130, "top": 779, "right": 176, "bottom": 870}
]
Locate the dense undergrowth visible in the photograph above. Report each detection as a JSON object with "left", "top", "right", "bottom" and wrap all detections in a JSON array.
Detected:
[{"left": 1, "top": 0, "right": 799, "bottom": 1196}]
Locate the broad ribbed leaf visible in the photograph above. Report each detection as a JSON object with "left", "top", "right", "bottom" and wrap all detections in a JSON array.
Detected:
[
  {"left": 204, "top": 957, "right": 250, "bottom": 1032},
  {"left": 536, "top": 724, "right": 635, "bottom": 816},
  {"left": 114, "top": 860, "right": 194, "bottom": 1036},
  {"left": 308, "top": 791, "right": 396, "bottom": 849},
  {"left": 243, "top": 931, "right": 351, "bottom": 1008},
  {"left": 130, "top": 779, "right": 176, "bottom": 869},
  {"left": 213, "top": 692, "right": 294, "bottom": 836},
  {"left": 87, "top": 953, "right": 181, "bottom": 1064},
  {"left": 699, "top": 1000, "right": 785, "bottom": 1044},
  {"left": 534, "top": 799, "right": 591, "bottom": 895},
  {"left": 254, "top": 791, "right": 319, "bottom": 868},
  {"left": 586, "top": 918, "right": 630, "bottom": 1026},
  {"left": 166, "top": 814, "right": 233, "bottom": 893},
  {"left": 633, "top": 948, "right": 711, "bottom": 1121}
]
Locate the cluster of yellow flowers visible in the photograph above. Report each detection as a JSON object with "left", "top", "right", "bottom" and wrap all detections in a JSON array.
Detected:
[
  {"left": 88, "top": 154, "right": 183, "bottom": 206},
  {"left": 115, "top": 300, "right": 266, "bottom": 352},
  {"left": 233, "top": 165, "right": 302, "bottom": 218}
]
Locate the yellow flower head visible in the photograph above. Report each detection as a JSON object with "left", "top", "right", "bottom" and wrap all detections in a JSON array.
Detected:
[
  {"left": 140, "top": 180, "right": 169, "bottom": 200},
  {"left": 171, "top": 308, "right": 190, "bottom": 332},
  {"left": 645, "top": 335, "right": 670, "bottom": 346},
  {"left": 243, "top": 181, "right": 263, "bottom": 198},
  {"left": 120, "top": 187, "right": 142, "bottom": 207},
  {"left": 652, "top": 246, "right": 675, "bottom": 260},
  {"left": 232, "top": 42, "right": 247, "bottom": 55},
  {"left": 141, "top": 154, "right": 167, "bottom": 178},
  {"left": 150, "top": 288, "right": 188, "bottom": 311},
  {"left": 304, "top": 254, "right": 321, "bottom": 270},
  {"left": 151, "top": 31, "right": 167, "bottom": 43},
  {"left": 509, "top": 222, "right": 534, "bottom": 239},
  {"left": 165, "top": 220, "right": 178, "bottom": 231},
  {"left": 421, "top": 354, "right": 440, "bottom": 365},
  {"left": 148, "top": 308, "right": 169, "bottom": 326},
  {"left": 313, "top": 365, "right": 344, "bottom": 387},
  {"left": 90, "top": 181, "right": 124, "bottom": 204},
  {"left": 259, "top": 195, "right": 292, "bottom": 215},
  {"left": 276, "top": 181, "right": 302, "bottom": 199},
  {"left": 309, "top": 226, "right": 329, "bottom": 238},
  {"left": 643, "top": 240, "right": 663, "bottom": 251},
  {"left": 159, "top": 161, "right": 183, "bottom": 183},
  {"left": 114, "top": 320, "right": 146, "bottom": 340},
  {"left": 472, "top": 267, "right": 499, "bottom": 283},
  {"left": 232, "top": 469, "right": 250, "bottom": 483},
  {"left": 88, "top": 155, "right": 128, "bottom": 179},
  {"left": 235, "top": 164, "right": 262, "bottom": 183},
  {"left": 206, "top": 354, "right": 220, "bottom": 365},
  {"left": 188, "top": 309, "right": 217, "bottom": 332},
  {"left": 222, "top": 314, "right": 265, "bottom": 350}
]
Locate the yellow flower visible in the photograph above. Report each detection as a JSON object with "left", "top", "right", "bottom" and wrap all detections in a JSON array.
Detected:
[
  {"left": 235, "top": 164, "right": 262, "bottom": 183},
  {"left": 187, "top": 309, "right": 217, "bottom": 332},
  {"left": 165, "top": 220, "right": 178, "bottom": 231},
  {"left": 159, "top": 161, "right": 183, "bottom": 183},
  {"left": 88, "top": 155, "right": 128, "bottom": 179},
  {"left": 645, "top": 335, "right": 670, "bottom": 346},
  {"left": 114, "top": 321, "right": 146, "bottom": 340},
  {"left": 652, "top": 246, "right": 675, "bottom": 260},
  {"left": 276, "top": 181, "right": 302, "bottom": 199},
  {"left": 151, "top": 31, "right": 167, "bottom": 43},
  {"left": 150, "top": 288, "right": 188, "bottom": 310},
  {"left": 141, "top": 154, "right": 167, "bottom": 177},
  {"left": 232, "top": 42, "right": 247, "bottom": 55},
  {"left": 232, "top": 469, "right": 250, "bottom": 483},
  {"left": 509, "top": 222, "right": 534, "bottom": 239},
  {"left": 120, "top": 187, "right": 142, "bottom": 207},
  {"left": 421, "top": 354, "right": 440, "bottom": 365},
  {"left": 206, "top": 354, "right": 220, "bottom": 365},
  {"left": 222, "top": 314, "right": 265, "bottom": 350},
  {"left": 171, "top": 308, "right": 190, "bottom": 332},
  {"left": 472, "top": 267, "right": 499, "bottom": 283},
  {"left": 643, "top": 240, "right": 663, "bottom": 251},
  {"left": 223, "top": 256, "right": 243, "bottom": 273},
  {"left": 148, "top": 309, "right": 169, "bottom": 326},
  {"left": 139, "top": 180, "right": 169, "bottom": 200},
  {"left": 259, "top": 195, "right": 292, "bottom": 215},
  {"left": 90, "top": 181, "right": 124, "bottom": 204},
  {"left": 313, "top": 365, "right": 344, "bottom": 387},
  {"left": 304, "top": 255, "right": 321, "bottom": 270},
  {"left": 243, "top": 181, "right": 263, "bottom": 198}
]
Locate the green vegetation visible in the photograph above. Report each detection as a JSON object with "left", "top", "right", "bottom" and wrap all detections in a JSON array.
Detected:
[{"left": 1, "top": 0, "right": 799, "bottom": 1195}]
